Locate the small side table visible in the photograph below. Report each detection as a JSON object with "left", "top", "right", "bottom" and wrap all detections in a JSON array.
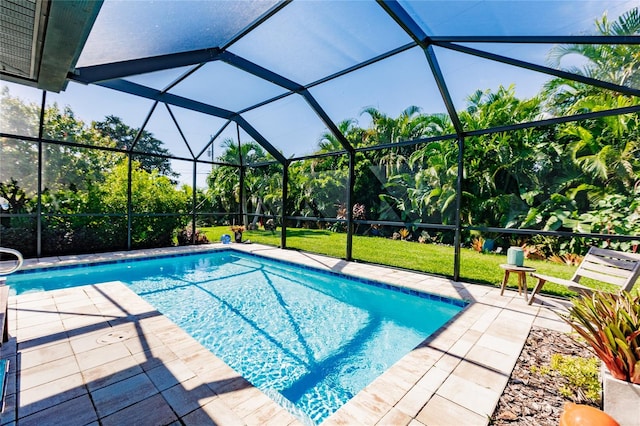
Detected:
[{"left": 499, "top": 264, "right": 536, "bottom": 302}]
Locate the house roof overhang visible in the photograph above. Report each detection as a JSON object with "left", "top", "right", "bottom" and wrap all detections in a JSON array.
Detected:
[{"left": 0, "top": 0, "right": 102, "bottom": 92}]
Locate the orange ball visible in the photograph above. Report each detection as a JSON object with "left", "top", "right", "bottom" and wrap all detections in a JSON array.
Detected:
[{"left": 559, "top": 403, "right": 620, "bottom": 426}]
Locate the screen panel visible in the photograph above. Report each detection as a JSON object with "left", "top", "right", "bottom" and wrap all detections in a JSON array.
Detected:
[
  {"left": 230, "top": 0, "right": 412, "bottom": 85},
  {"left": 399, "top": 0, "right": 637, "bottom": 37},
  {"left": 169, "top": 61, "right": 287, "bottom": 113},
  {"left": 309, "top": 47, "right": 453, "bottom": 149},
  {"left": 141, "top": 103, "right": 193, "bottom": 159},
  {"left": 242, "top": 94, "right": 332, "bottom": 159},
  {"left": 0, "top": 82, "right": 42, "bottom": 138},
  {"left": 77, "top": 0, "right": 280, "bottom": 67},
  {"left": 0, "top": 137, "right": 38, "bottom": 256}
]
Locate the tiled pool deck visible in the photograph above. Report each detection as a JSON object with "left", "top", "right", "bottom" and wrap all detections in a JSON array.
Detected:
[{"left": 0, "top": 244, "right": 571, "bottom": 425}]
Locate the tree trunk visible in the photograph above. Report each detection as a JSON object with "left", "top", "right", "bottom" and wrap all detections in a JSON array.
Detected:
[
  {"left": 251, "top": 199, "right": 262, "bottom": 228},
  {"left": 241, "top": 191, "right": 248, "bottom": 228}
]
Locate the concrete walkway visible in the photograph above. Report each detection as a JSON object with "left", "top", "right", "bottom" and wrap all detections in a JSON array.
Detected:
[{"left": 0, "top": 244, "right": 571, "bottom": 425}]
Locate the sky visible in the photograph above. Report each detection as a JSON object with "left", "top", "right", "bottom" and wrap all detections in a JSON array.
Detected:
[{"left": 2, "top": 0, "right": 638, "bottom": 188}]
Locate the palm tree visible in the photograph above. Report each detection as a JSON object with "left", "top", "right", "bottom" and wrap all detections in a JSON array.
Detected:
[
  {"left": 317, "top": 119, "right": 357, "bottom": 153},
  {"left": 530, "top": 7, "right": 640, "bottom": 235},
  {"left": 544, "top": 6, "right": 640, "bottom": 111},
  {"left": 208, "top": 138, "right": 282, "bottom": 227},
  {"left": 548, "top": 10, "right": 640, "bottom": 196},
  {"left": 408, "top": 141, "right": 459, "bottom": 224},
  {"left": 456, "top": 86, "right": 543, "bottom": 227},
  {"left": 314, "top": 119, "right": 359, "bottom": 173},
  {"left": 562, "top": 94, "right": 640, "bottom": 193},
  {"left": 361, "top": 106, "right": 446, "bottom": 177}
]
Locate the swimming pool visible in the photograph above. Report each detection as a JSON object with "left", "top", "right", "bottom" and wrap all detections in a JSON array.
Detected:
[{"left": 7, "top": 250, "right": 467, "bottom": 424}]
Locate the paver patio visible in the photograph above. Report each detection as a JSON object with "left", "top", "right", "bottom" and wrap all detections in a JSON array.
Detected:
[{"left": 0, "top": 244, "right": 570, "bottom": 425}]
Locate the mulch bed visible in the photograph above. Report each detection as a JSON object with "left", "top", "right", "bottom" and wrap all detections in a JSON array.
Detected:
[{"left": 491, "top": 326, "right": 601, "bottom": 425}]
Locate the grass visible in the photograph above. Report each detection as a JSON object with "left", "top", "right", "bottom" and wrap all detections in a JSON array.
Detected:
[{"left": 198, "top": 226, "right": 607, "bottom": 298}]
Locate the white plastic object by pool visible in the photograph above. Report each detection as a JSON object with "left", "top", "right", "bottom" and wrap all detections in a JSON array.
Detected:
[{"left": 0, "top": 247, "right": 23, "bottom": 276}]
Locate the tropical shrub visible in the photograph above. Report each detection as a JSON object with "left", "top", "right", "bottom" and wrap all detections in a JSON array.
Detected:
[
  {"left": 176, "top": 226, "right": 210, "bottom": 245},
  {"left": 562, "top": 291, "right": 640, "bottom": 384},
  {"left": 0, "top": 225, "right": 36, "bottom": 258}
]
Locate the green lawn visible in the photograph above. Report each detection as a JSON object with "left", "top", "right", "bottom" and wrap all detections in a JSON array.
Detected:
[{"left": 197, "top": 226, "right": 611, "bottom": 298}]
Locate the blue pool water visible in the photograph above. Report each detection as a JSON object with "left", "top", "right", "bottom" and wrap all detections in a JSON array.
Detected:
[{"left": 7, "top": 250, "right": 467, "bottom": 424}]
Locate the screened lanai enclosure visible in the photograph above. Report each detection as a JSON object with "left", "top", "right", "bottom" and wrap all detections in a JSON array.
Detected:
[{"left": 1, "top": 0, "right": 639, "bottom": 281}]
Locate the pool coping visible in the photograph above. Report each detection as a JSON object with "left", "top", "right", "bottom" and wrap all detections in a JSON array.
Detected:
[{"left": 0, "top": 243, "right": 572, "bottom": 425}]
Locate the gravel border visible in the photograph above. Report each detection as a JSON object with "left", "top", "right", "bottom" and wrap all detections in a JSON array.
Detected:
[{"left": 491, "top": 326, "right": 601, "bottom": 425}]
